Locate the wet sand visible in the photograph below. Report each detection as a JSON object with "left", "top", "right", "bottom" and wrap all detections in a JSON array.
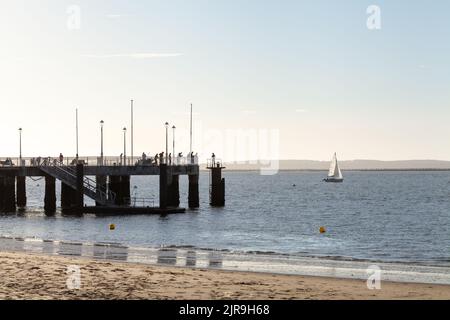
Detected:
[{"left": 1, "top": 251, "right": 450, "bottom": 300}]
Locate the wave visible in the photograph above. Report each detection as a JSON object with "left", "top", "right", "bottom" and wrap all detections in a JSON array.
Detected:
[{"left": 2, "top": 234, "right": 450, "bottom": 268}]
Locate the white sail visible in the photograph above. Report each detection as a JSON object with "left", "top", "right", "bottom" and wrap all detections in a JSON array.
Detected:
[
  {"left": 335, "top": 162, "right": 343, "bottom": 179},
  {"left": 328, "top": 153, "right": 337, "bottom": 177},
  {"left": 328, "top": 153, "right": 343, "bottom": 179}
]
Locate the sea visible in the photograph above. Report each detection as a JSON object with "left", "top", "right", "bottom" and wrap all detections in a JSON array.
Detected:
[{"left": 1, "top": 171, "right": 450, "bottom": 284}]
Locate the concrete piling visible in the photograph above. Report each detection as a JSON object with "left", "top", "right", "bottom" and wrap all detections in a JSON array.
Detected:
[
  {"left": 75, "top": 164, "right": 84, "bottom": 211},
  {"left": 0, "top": 177, "right": 4, "bottom": 212},
  {"left": 188, "top": 174, "right": 200, "bottom": 209},
  {"left": 44, "top": 175, "right": 56, "bottom": 215},
  {"left": 16, "top": 176, "right": 27, "bottom": 208},
  {"left": 168, "top": 174, "right": 180, "bottom": 208},
  {"left": 209, "top": 167, "right": 225, "bottom": 207},
  {"left": 159, "top": 164, "right": 168, "bottom": 209},
  {"left": 61, "top": 182, "right": 77, "bottom": 211},
  {"left": 0, "top": 176, "right": 16, "bottom": 213},
  {"left": 6, "top": 177, "right": 16, "bottom": 212},
  {"left": 108, "top": 176, "right": 130, "bottom": 206},
  {"left": 120, "top": 176, "right": 131, "bottom": 206}
]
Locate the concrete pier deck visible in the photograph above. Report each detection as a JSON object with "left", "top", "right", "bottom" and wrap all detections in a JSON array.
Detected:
[{"left": 0, "top": 165, "right": 199, "bottom": 177}]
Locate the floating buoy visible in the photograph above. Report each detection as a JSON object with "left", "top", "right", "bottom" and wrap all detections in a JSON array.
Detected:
[
  {"left": 319, "top": 226, "right": 326, "bottom": 234},
  {"left": 109, "top": 224, "right": 116, "bottom": 231}
]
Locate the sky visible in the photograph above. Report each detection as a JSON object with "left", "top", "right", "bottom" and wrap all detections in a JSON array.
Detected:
[{"left": 0, "top": 0, "right": 449, "bottom": 162}]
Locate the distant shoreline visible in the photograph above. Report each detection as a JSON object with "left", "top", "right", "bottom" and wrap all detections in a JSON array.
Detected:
[
  {"left": 200, "top": 168, "right": 450, "bottom": 172},
  {"left": 199, "top": 159, "right": 450, "bottom": 172}
]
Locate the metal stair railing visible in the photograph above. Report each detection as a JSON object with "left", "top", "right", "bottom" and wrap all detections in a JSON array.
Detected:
[{"left": 39, "top": 159, "right": 116, "bottom": 206}]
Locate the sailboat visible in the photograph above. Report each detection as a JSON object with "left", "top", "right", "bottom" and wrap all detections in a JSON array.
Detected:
[{"left": 324, "top": 153, "right": 344, "bottom": 183}]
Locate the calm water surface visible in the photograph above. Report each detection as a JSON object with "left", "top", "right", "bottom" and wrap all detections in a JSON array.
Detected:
[{"left": 1, "top": 171, "right": 450, "bottom": 266}]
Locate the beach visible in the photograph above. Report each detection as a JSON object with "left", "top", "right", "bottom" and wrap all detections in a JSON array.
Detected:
[{"left": 1, "top": 251, "right": 450, "bottom": 300}]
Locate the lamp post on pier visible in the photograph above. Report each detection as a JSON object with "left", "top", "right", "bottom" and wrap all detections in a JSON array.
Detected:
[
  {"left": 100, "top": 120, "right": 104, "bottom": 165},
  {"left": 131, "top": 99, "right": 134, "bottom": 166},
  {"left": 123, "top": 127, "right": 127, "bottom": 166},
  {"left": 172, "top": 125, "right": 176, "bottom": 164},
  {"left": 19, "top": 128, "right": 22, "bottom": 166},
  {"left": 76, "top": 108, "right": 79, "bottom": 160},
  {"left": 165, "top": 122, "right": 169, "bottom": 164}
]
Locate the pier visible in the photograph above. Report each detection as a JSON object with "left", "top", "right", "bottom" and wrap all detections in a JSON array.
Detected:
[{"left": 0, "top": 156, "right": 211, "bottom": 215}]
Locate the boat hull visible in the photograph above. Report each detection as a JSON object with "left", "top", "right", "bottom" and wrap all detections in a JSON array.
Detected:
[{"left": 323, "top": 178, "right": 344, "bottom": 183}]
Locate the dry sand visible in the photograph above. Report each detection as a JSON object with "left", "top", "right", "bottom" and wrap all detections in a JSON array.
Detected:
[{"left": 1, "top": 251, "right": 450, "bottom": 300}]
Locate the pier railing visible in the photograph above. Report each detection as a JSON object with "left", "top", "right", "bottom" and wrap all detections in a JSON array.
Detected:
[
  {"left": 125, "top": 197, "right": 156, "bottom": 208},
  {"left": 38, "top": 159, "right": 116, "bottom": 206},
  {"left": 207, "top": 158, "right": 224, "bottom": 168},
  {"left": 0, "top": 156, "right": 199, "bottom": 167}
]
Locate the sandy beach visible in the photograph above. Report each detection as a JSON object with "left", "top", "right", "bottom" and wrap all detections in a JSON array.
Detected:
[{"left": 0, "top": 251, "right": 449, "bottom": 300}]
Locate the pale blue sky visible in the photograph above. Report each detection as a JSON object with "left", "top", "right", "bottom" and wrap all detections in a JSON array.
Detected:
[{"left": 0, "top": 0, "right": 449, "bottom": 161}]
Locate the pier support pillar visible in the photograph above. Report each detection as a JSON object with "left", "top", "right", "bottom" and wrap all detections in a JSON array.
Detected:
[
  {"left": 120, "top": 176, "right": 131, "bottom": 206},
  {"left": 209, "top": 167, "right": 225, "bottom": 207},
  {"left": 61, "top": 182, "right": 77, "bottom": 212},
  {"left": 75, "top": 164, "right": 84, "bottom": 212},
  {"left": 188, "top": 174, "right": 199, "bottom": 209},
  {"left": 44, "top": 175, "right": 56, "bottom": 215},
  {"left": 159, "top": 164, "right": 168, "bottom": 209},
  {"left": 168, "top": 174, "right": 180, "bottom": 208},
  {"left": 96, "top": 175, "right": 107, "bottom": 206},
  {"left": 108, "top": 176, "right": 130, "bottom": 206},
  {"left": 16, "top": 176, "right": 27, "bottom": 208},
  {"left": 0, "top": 177, "right": 16, "bottom": 213},
  {"left": 0, "top": 177, "right": 4, "bottom": 212}
]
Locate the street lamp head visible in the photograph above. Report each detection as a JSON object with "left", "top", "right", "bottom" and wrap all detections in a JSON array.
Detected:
[
  {"left": 172, "top": 125, "right": 176, "bottom": 129},
  {"left": 165, "top": 122, "right": 169, "bottom": 128},
  {"left": 100, "top": 120, "right": 104, "bottom": 125},
  {"left": 123, "top": 127, "right": 127, "bottom": 132},
  {"left": 19, "top": 128, "right": 22, "bottom": 131}
]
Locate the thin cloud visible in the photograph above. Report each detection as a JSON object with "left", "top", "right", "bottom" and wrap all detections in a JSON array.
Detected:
[
  {"left": 295, "top": 109, "right": 308, "bottom": 113},
  {"left": 81, "top": 53, "right": 184, "bottom": 59},
  {"left": 241, "top": 109, "right": 257, "bottom": 115},
  {"left": 106, "top": 14, "right": 127, "bottom": 19}
]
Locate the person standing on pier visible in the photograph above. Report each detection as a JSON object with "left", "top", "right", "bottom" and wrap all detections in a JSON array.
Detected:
[
  {"left": 169, "top": 153, "right": 172, "bottom": 165},
  {"left": 59, "top": 153, "right": 64, "bottom": 164}
]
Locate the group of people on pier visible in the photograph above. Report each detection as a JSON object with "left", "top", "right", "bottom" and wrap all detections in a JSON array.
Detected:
[
  {"left": 137, "top": 151, "right": 198, "bottom": 166},
  {"left": 29, "top": 154, "right": 65, "bottom": 166},
  {"left": 1, "top": 152, "right": 203, "bottom": 168}
]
